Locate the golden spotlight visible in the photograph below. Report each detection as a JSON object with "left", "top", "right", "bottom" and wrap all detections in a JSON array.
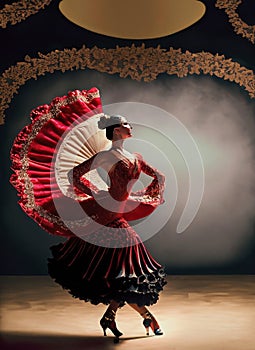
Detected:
[{"left": 59, "top": 0, "right": 206, "bottom": 39}]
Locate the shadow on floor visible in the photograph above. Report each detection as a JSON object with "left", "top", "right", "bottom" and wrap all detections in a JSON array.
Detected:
[{"left": 0, "top": 332, "right": 149, "bottom": 350}]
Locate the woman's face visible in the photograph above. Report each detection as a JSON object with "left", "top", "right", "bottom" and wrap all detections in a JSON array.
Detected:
[
  {"left": 117, "top": 121, "right": 133, "bottom": 139},
  {"left": 114, "top": 120, "right": 132, "bottom": 139}
]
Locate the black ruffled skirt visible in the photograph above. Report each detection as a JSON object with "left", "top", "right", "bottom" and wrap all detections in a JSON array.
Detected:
[{"left": 48, "top": 235, "right": 166, "bottom": 307}]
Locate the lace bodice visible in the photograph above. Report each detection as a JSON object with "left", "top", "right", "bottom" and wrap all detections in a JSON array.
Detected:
[{"left": 69, "top": 151, "right": 165, "bottom": 206}]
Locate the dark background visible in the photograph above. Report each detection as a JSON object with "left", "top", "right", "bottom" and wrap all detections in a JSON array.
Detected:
[{"left": 0, "top": 0, "right": 254, "bottom": 275}]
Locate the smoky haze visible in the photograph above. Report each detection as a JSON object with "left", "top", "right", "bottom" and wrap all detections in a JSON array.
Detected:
[{"left": 97, "top": 73, "right": 255, "bottom": 272}]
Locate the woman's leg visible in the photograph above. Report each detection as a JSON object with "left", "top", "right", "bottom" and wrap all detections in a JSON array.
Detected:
[
  {"left": 128, "top": 303, "right": 147, "bottom": 315},
  {"left": 104, "top": 300, "right": 120, "bottom": 315},
  {"left": 100, "top": 300, "right": 123, "bottom": 339},
  {"left": 128, "top": 303, "right": 163, "bottom": 335}
]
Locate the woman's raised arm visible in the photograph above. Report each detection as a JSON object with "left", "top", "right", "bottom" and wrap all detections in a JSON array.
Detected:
[{"left": 140, "top": 158, "right": 165, "bottom": 184}]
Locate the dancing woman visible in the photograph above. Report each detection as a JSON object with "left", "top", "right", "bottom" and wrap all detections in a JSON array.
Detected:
[{"left": 10, "top": 88, "right": 167, "bottom": 342}]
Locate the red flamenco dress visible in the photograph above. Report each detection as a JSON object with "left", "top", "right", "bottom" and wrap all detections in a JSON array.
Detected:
[{"left": 10, "top": 88, "right": 166, "bottom": 307}]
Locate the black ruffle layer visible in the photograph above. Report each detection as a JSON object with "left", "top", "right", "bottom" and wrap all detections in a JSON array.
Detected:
[{"left": 48, "top": 237, "right": 166, "bottom": 307}]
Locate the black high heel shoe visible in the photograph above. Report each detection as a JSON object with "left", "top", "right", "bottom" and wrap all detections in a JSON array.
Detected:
[
  {"left": 142, "top": 311, "right": 163, "bottom": 336},
  {"left": 100, "top": 310, "right": 123, "bottom": 343}
]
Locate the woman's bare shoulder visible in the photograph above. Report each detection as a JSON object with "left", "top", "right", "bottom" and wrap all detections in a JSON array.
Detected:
[{"left": 94, "top": 150, "right": 115, "bottom": 164}]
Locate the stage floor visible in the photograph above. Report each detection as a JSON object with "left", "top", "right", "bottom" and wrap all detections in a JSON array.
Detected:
[{"left": 1, "top": 275, "right": 254, "bottom": 350}]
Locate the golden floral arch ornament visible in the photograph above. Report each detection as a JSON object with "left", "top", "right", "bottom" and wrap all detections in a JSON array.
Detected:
[
  {"left": 0, "top": 0, "right": 52, "bottom": 28},
  {"left": 0, "top": 45, "right": 254, "bottom": 124},
  {"left": 215, "top": 0, "right": 255, "bottom": 44}
]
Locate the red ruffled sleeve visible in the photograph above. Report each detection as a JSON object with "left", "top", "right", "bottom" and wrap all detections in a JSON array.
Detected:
[{"left": 67, "top": 154, "right": 100, "bottom": 197}]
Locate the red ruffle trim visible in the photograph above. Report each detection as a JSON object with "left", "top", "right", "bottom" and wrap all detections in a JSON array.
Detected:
[{"left": 10, "top": 88, "right": 102, "bottom": 237}]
